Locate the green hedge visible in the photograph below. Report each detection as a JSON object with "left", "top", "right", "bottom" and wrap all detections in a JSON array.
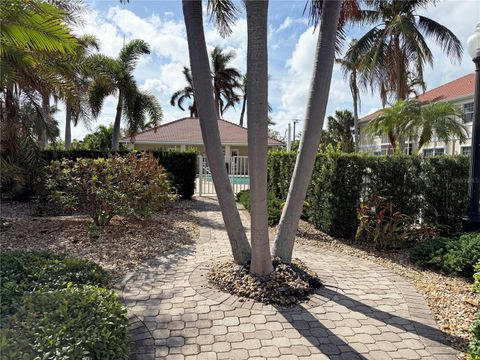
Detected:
[
  {"left": 1, "top": 286, "right": 128, "bottom": 360},
  {"left": 0, "top": 251, "right": 111, "bottom": 322},
  {"left": 268, "top": 152, "right": 469, "bottom": 238},
  {"left": 0, "top": 251, "right": 127, "bottom": 359},
  {"left": 42, "top": 150, "right": 197, "bottom": 199},
  {"left": 236, "top": 190, "right": 283, "bottom": 226},
  {"left": 422, "top": 156, "right": 470, "bottom": 232}
]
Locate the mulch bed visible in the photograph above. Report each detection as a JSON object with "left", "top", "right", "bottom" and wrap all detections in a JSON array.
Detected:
[
  {"left": 289, "top": 219, "right": 478, "bottom": 359},
  {"left": 207, "top": 257, "right": 322, "bottom": 307},
  {"left": 0, "top": 200, "right": 199, "bottom": 281}
]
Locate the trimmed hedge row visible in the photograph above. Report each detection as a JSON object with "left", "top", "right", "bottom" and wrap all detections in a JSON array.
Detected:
[
  {"left": 43, "top": 150, "right": 197, "bottom": 199},
  {"left": 268, "top": 151, "right": 469, "bottom": 238}
]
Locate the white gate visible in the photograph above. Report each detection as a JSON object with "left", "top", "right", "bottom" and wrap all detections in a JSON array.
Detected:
[{"left": 197, "top": 155, "right": 249, "bottom": 195}]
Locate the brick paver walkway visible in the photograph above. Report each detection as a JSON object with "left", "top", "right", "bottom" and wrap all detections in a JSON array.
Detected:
[{"left": 120, "top": 197, "right": 458, "bottom": 360}]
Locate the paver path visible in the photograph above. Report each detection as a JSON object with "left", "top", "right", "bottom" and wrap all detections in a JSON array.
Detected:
[{"left": 121, "top": 197, "right": 458, "bottom": 360}]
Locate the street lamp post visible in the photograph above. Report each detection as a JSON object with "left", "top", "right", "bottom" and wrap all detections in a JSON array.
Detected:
[{"left": 463, "top": 24, "right": 480, "bottom": 232}]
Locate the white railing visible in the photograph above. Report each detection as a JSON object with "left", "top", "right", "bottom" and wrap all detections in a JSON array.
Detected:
[{"left": 197, "top": 155, "right": 249, "bottom": 195}]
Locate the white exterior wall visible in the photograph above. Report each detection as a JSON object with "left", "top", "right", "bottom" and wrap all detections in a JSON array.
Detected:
[{"left": 358, "top": 94, "right": 474, "bottom": 156}]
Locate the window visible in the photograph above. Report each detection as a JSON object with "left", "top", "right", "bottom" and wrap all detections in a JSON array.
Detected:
[
  {"left": 464, "top": 102, "right": 474, "bottom": 123},
  {"left": 423, "top": 148, "right": 445, "bottom": 157},
  {"left": 462, "top": 146, "right": 471, "bottom": 156}
]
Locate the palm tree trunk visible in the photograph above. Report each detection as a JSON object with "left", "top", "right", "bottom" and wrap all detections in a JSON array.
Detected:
[
  {"left": 272, "top": 0, "right": 341, "bottom": 262},
  {"left": 214, "top": 91, "right": 221, "bottom": 118},
  {"left": 182, "top": 0, "right": 251, "bottom": 264},
  {"left": 65, "top": 104, "right": 72, "bottom": 150},
  {"left": 239, "top": 95, "right": 246, "bottom": 127},
  {"left": 246, "top": 0, "right": 273, "bottom": 276},
  {"left": 39, "top": 94, "right": 49, "bottom": 150},
  {"left": 352, "top": 73, "right": 359, "bottom": 152},
  {"left": 111, "top": 93, "right": 123, "bottom": 151},
  {"left": 4, "top": 86, "right": 19, "bottom": 162}
]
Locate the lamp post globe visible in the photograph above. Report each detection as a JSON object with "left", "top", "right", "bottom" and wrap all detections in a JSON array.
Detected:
[{"left": 463, "top": 23, "right": 480, "bottom": 232}]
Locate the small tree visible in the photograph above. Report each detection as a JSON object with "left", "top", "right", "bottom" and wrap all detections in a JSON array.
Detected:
[{"left": 46, "top": 153, "right": 175, "bottom": 226}]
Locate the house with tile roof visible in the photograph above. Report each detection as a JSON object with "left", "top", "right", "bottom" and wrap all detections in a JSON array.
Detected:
[
  {"left": 358, "top": 73, "right": 475, "bottom": 156},
  {"left": 120, "top": 117, "right": 285, "bottom": 157}
]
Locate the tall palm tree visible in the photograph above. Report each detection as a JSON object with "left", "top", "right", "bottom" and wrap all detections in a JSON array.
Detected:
[
  {"left": 239, "top": 75, "right": 247, "bottom": 127},
  {"left": 182, "top": 0, "right": 252, "bottom": 265},
  {"left": 246, "top": 0, "right": 273, "bottom": 275},
  {"left": 336, "top": 39, "right": 362, "bottom": 151},
  {"left": 404, "top": 101, "right": 468, "bottom": 151},
  {"left": 64, "top": 35, "right": 99, "bottom": 150},
  {"left": 210, "top": 46, "right": 242, "bottom": 118},
  {"left": 87, "top": 39, "right": 162, "bottom": 150},
  {"left": 366, "top": 98, "right": 420, "bottom": 151},
  {"left": 327, "top": 110, "right": 355, "bottom": 153},
  {"left": 272, "top": 0, "right": 342, "bottom": 262},
  {"left": 349, "top": 0, "right": 462, "bottom": 105},
  {"left": 170, "top": 67, "right": 197, "bottom": 117}
]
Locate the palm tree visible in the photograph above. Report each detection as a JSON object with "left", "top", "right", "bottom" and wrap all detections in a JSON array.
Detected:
[
  {"left": 1, "top": 0, "right": 80, "bottom": 160},
  {"left": 246, "top": 0, "right": 273, "bottom": 275},
  {"left": 327, "top": 110, "right": 355, "bottom": 153},
  {"left": 182, "top": 0, "right": 252, "bottom": 265},
  {"left": 64, "top": 35, "right": 100, "bottom": 150},
  {"left": 366, "top": 98, "right": 420, "bottom": 151},
  {"left": 239, "top": 75, "right": 247, "bottom": 127},
  {"left": 348, "top": 0, "right": 462, "bottom": 105},
  {"left": 336, "top": 39, "right": 362, "bottom": 151},
  {"left": 170, "top": 67, "right": 197, "bottom": 117},
  {"left": 210, "top": 46, "right": 242, "bottom": 117},
  {"left": 404, "top": 101, "right": 468, "bottom": 151},
  {"left": 272, "top": 0, "right": 342, "bottom": 262},
  {"left": 87, "top": 39, "right": 162, "bottom": 150}
]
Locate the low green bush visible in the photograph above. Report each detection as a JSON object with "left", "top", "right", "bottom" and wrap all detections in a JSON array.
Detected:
[
  {"left": 470, "top": 261, "right": 480, "bottom": 360},
  {"left": 43, "top": 149, "right": 197, "bottom": 199},
  {"left": 46, "top": 152, "right": 176, "bottom": 226},
  {"left": 236, "top": 190, "right": 283, "bottom": 226},
  {"left": 410, "top": 233, "right": 480, "bottom": 277},
  {"left": 0, "top": 251, "right": 110, "bottom": 322},
  {"left": 474, "top": 261, "right": 480, "bottom": 294},
  {"left": 1, "top": 286, "right": 128, "bottom": 360},
  {"left": 469, "top": 314, "right": 480, "bottom": 360}
]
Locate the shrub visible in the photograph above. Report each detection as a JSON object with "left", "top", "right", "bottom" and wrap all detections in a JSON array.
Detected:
[
  {"left": 410, "top": 233, "right": 480, "bottom": 277},
  {"left": 470, "top": 312, "right": 480, "bottom": 360},
  {"left": 355, "top": 195, "right": 412, "bottom": 249},
  {"left": 1, "top": 286, "right": 128, "bottom": 360},
  {"left": 474, "top": 261, "right": 480, "bottom": 294},
  {"left": 46, "top": 152, "right": 176, "bottom": 226},
  {"left": 236, "top": 190, "right": 283, "bottom": 226},
  {"left": 0, "top": 251, "right": 111, "bottom": 322},
  {"left": 422, "top": 156, "right": 469, "bottom": 233},
  {"left": 43, "top": 149, "right": 197, "bottom": 199},
  {"left": 307, "top": 152, "right": 365, "bottom": 238},
  {"left": 470, "top": 262, "right": 480, "bottom": 360},
  {"left": 267, "top": 152, "right": 469, "bottom": 238}
]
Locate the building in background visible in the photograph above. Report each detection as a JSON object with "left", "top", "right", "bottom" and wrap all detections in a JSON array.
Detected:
[
  {"left": 358, "top": 73, "right": 475, "bottom": 156},
  {"left": 121, "top": 117, "right": 284, "bottom": 157}
]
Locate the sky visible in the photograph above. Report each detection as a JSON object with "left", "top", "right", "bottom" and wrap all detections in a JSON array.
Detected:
[{"left": 60, "top": 0, "right": 480, "bottom": 142}]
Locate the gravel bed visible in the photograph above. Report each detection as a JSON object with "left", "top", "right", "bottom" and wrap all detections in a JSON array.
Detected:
[
  {"left": 0, "top": 200, "right": 199, "bottom": 281},
  {"left": 288, "top": 219, "right": 477, "bottom": 359},
  {"left": 207, "top": 258, "right": 322, "bottom": 307}
]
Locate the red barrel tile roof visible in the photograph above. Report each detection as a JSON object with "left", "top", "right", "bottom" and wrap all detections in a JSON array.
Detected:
[
  {"left": 122, "top": 117, "right": 285, "bottom": 146},
  {"left": 359, "top": 73, "right": 475, "bottom": 123}
]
